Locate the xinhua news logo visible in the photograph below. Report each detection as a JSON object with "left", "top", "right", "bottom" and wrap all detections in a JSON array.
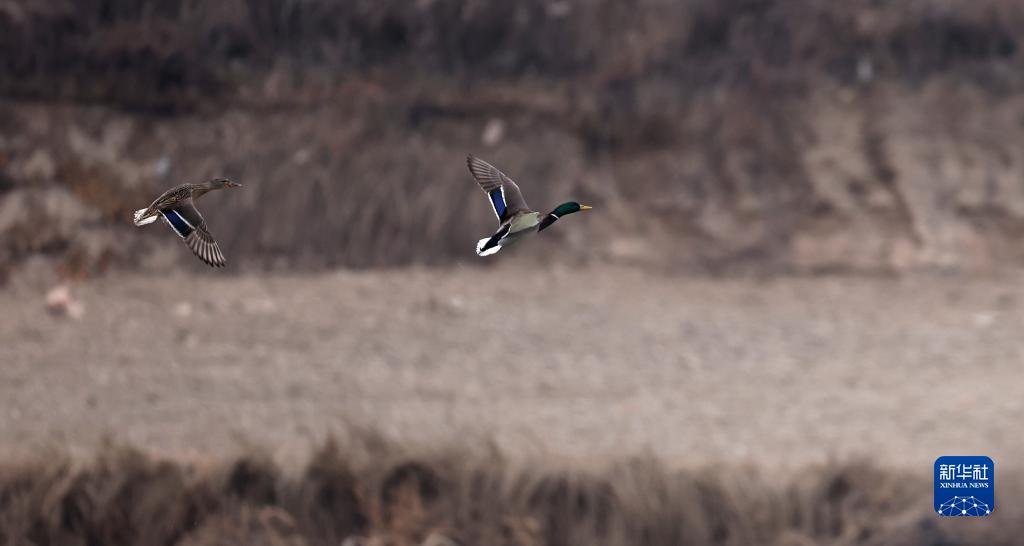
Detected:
[{"left": 934, "top": 456, "right": 994, "bottom": 516}]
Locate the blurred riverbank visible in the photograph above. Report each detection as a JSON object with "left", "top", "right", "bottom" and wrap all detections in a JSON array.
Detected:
[{"left": 2, "top": 266, "right": 1019, "bottom": 471}]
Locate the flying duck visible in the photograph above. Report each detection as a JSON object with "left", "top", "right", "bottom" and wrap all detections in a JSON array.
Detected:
[
  {"left": 467, "top": 155, "right": 591, "bottom": 256},
  {"left": 133, "top": 178, "right": 241, "bottom": 267}
]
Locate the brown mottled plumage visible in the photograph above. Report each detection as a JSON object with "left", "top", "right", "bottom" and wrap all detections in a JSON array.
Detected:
[{"left": 133, "top": 178, "right": 241, "bottom": 268}]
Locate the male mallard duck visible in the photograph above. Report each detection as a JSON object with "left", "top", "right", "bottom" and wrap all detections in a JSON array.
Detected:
[
  {"left": 132, "top": 177, "right": 241, "bottom": 267},
  {"left": 467, "top": 155, "right": 591, "bottom": 256}
]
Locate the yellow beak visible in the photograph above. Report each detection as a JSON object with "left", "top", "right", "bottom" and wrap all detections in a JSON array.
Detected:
[{"left": 580, "top": 204, "right": 593, "bottom": 211}]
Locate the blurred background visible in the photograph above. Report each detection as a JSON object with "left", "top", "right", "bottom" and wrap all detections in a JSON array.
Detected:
[{"left": 1, "top": 1, "right": 1023, "bottom": 545}]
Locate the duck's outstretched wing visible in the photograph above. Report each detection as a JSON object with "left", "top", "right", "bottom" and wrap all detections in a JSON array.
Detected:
[
  {"left": 185, "top": 225, "right": 227, "bottom": 268},
  {"left": 159, "top": 199, "right": 227, "bottom": 268},
  {"left": 467, "top": 155, "right": 530, "bottom": 223}
]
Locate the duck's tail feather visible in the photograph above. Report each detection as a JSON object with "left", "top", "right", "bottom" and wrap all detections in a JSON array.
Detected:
[
  {"left": 133, "top": 208, "right": 158, "bottom": 226},
  {"left": 476, "top": 237, "right": 502, "bottom": 256}
]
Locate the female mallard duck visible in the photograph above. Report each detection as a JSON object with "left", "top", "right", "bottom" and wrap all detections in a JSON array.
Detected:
[
  {"left": 133, "top": 177, "right": 241, "bottom": 267},
  {"left": 467, "top": 155, "right": 591, "bottom": 256}
]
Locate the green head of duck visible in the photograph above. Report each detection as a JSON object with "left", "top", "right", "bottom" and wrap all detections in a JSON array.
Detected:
[
  {"left": 551, "top": 202, "right": 593, "bottom": 217},
  {"left": 535, "top": 202, "right": 592, "bottom": 234}
]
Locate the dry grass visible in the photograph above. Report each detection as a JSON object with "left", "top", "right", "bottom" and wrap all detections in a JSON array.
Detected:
[
  {"left": 4, "top": 1, "right": 1024, "bottom": 275},
  {"left": 0, "top": 437, "right": 1016, "bottom": 546}
]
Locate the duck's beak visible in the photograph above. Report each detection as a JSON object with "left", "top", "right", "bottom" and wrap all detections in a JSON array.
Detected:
[
  {"left": 229, "top": 181, "right": 243, "bottom": 188},
  {"left": 580, "top": 204, "right": 593, "bottom": 211}
]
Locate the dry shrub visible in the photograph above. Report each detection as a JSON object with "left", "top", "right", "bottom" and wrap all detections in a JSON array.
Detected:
[
  {"left": 4, "top": 1, "right": 1024, "bottom": 274},
  {"left": 0, "top": 439, "right": 1017, "bottom": 546}
]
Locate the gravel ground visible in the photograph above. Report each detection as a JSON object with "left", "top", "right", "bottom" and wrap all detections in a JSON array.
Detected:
[{"left": 1, "top": 266, "right": 1021, "bottom": 471}]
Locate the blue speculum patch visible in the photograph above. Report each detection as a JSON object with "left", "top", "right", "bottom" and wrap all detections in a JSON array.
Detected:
[
  {"left": 162, "top": 210, "right": 194, "bottom": 238},
  {"left": 489, "top": 189, "right": 506, "bottom": 218}
]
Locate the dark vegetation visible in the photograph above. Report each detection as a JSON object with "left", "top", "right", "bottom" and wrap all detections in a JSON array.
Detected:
[
  {"left": 0, "top": 438, "right": 1015, "bottom": 546},
  {"left": 3, "top": 0, "right": 1021, "bottom": 111}
]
